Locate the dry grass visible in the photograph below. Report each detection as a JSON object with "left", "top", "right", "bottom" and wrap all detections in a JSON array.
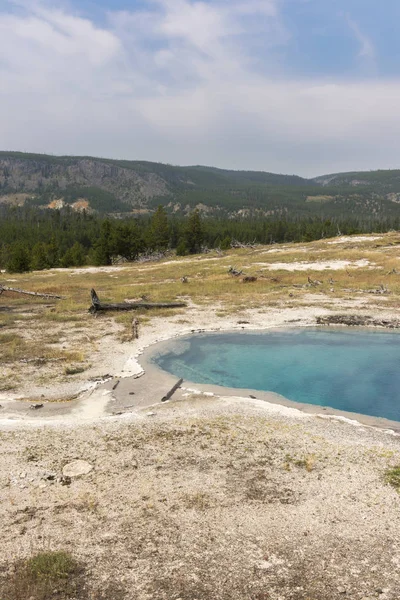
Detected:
[
  {"left": 2, "top": 407, "right": 400, "bottom": 599},
  {"left": 385, "top": 465, "right": 400, "bottom": 491},
  {"left": 1, "top": 232, "right": 400, "bottom": 391},
  {"left": 0, "top": 551, "right": 84, "bottom": 600},
  {"left": 0, "top": 550, "right": 126, "bottom": 600}
]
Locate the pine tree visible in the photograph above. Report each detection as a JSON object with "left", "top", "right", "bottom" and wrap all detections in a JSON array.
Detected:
[
  {"left": 93, "top": 220, "right": 112, "bottom": 265},
  {"left": 31, "top": 242, "right": 49, "bottom": 270},
  {"left": 185, "top": 209, "right": 204, "bottom": 254},
  {"left": 7, "top": 243, "right": 31, "bottom": 273},
  {"left": 148, "top": 206, "right": 170, "bottom": 251},
  {"left": 110, "top": 221, "right": 143, "bottom": 261}
]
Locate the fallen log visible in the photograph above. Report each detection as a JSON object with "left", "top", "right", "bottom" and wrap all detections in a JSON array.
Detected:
[
  {"left": 230, "top": 239, "right": 258, "bottom": 249},
  {"left": 89, "top": 289, "right": 187, "bottom": 314},
  {"left": 161, "top": 378, "right": 184, "bottom": 402},
  {"left": 228, "top": 266, "right": 243, "bottom": 277},
  {"left": 0, "top": 284, "right": 64, "bottom": 299}
]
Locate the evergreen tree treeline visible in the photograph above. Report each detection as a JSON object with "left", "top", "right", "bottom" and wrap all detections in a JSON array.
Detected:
[{"left": 0, "top": 204, "right": 398, "bottom": 273}]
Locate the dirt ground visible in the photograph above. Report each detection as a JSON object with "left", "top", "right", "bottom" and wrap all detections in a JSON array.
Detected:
[
  {"left": 1, "top": 395, "right": 400, "bottom": 599},
  {"left": 2, "top": 233, "right": 400, "bottom": 599}
]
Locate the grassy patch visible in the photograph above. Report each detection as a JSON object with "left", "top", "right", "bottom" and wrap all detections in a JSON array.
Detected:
[
  {"left": 385, "top": 466, "right": 400, "bottom": 491},
  {"left": 182, "top": 491, "right": 211, "bottom": 510},
  {"left": 65, "top": 365, "right": 86, "bottom": 375},
  {"left": 2, "top": 231, "right": 400, "bottom": 390},
  {"left": 0, "top": 551, "right": 85, "bottom": 600}
]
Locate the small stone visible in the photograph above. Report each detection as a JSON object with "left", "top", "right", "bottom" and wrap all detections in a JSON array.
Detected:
[
  {"left": 337, "top": 586, "right": 346, "bottom": 594},
  {"left": 62, "top": 460, "right": 93, "bottom": 478},
  {"left": 146, "top": 412, "right": 156, "bottom": 417}
]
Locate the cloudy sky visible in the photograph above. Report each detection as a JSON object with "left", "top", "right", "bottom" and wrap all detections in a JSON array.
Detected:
[{"left": 1, "top": 0, "right": 399, "bottom": 176}]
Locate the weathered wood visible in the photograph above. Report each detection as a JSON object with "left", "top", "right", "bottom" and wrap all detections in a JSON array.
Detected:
[
  {"left": 132, "top": 318, "right": 139, "bottom": 339},
  {"left": 228, "top": 266, "right": 243, "bottom": 277},
  {"left": 230, "top": 239, "right": 258, "bottom": 249},
  {"left": 0, "top": 284, "right": 64, "bottom": 299},
  {"left": 161, "top": 378, "right": 184, "bottom": 403},
  {"left": 89, "top": 289, "right": 187, "bottom": 314}
]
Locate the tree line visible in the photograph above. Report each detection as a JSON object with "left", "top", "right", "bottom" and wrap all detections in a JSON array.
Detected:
[{"left": 0, "top": 204, "right": 398, "bottom": 273}]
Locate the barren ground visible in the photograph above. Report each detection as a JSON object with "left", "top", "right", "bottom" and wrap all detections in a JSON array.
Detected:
[{"left": 1, "top": 233, "right": 400, "bottom": 599}]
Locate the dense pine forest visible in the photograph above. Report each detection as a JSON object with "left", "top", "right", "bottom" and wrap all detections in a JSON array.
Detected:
[
  {"left": 2, "top": 152, "right": 400, "bottom": 273},
  {"left": 1, "top": 204, "right": 398, "bottom": 273},
  {"left": 3, "top": 152, "right": 400, "bottom": 221}
]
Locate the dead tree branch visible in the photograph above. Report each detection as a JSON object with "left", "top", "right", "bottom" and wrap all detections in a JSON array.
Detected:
[
  {"left": 228, "top": 266, "right": 243, "bottom": 277},
  {"left": 89, "top": 289, "right": 187, "bottom": 314},
  {"left": 0, "top": 284, "right": 64, "bottom": 299},
  {"left": 230, "top": 239, "right": 258, "bottom": 249}
]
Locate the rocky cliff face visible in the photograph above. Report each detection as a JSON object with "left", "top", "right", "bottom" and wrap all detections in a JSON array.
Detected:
[{"left": 0, "top": 156, "right": 170, "bottom": 207}]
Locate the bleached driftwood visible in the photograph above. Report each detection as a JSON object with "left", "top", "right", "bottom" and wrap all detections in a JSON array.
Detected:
[
  {"left": 89, "top": 289, "right": 186, "bottom": 314},
  {"left": 0, "top": 284, "right": 64, "bottom": 299},
  {"left": 230, "top": 239, "right": 258, "bottom": 249},
  {"left": 228, "top": 266, "right": 243, "bottom": 277}
]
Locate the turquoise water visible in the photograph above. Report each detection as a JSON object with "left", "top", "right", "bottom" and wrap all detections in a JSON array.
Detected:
[{"left": 153, "top": 329, "right": 400, "bottom": 421}]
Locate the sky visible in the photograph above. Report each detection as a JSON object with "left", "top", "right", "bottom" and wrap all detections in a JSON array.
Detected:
[{"left": 1, "top": 0, "right": 400, "bottom": 177}]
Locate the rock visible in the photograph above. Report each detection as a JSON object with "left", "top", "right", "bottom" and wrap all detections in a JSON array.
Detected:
[
  {"left": 30, "top": 403, "right": 43, "bottom": 410},
  {"left": 59, "top": 475, "right": 72, "bottom": 486},
  {"left": 146, "top": 412, "right": 156, "bottom": 417},
  {"left": 337, "top": 587, "right": 346, "bottom": 594},
  {"left": 62, "top": 460, "right": 93, "bottom": 478}
]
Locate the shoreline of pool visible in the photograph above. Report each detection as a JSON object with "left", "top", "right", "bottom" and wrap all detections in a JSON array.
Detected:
[{"left": 139, "top": 331, "right": 400, "bottom": 435}]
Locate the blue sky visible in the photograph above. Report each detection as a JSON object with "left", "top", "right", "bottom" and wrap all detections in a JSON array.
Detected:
[{"left": 1, "top": 0, "right": 400, "bottom": 176}]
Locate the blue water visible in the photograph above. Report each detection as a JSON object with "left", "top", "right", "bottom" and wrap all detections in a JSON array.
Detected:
[{"left": 152, "top": 329, "right": 400, "bottom": 421}]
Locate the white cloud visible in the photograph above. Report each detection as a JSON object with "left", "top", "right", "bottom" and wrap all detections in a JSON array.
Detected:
[
  {"left": 346, "top": 14, "right": 376, "bottom": 60},
  {"left": 0, "top": 0, "right": 399, "bottom": 177}
]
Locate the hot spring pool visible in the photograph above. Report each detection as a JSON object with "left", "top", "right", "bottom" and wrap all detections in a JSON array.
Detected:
[{"left": 152, "top": 328, "right": 400, "bottom": 421}]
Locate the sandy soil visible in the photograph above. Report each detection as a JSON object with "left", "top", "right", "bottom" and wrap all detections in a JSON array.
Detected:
[
  {"left": 1, "top": 296, "right": 398, "bottom": 425},
  {"left": 2, "top": 242, "right": 400, "bottom": 598},
  {"left": 266, "top": 259, "right": 371, "bottom": 271},
  {"left": 327, "top": 235, "right": 383, "bottom": 244},
  {"left": 1, "top": 394, "right": 400, "bottom": 599}
]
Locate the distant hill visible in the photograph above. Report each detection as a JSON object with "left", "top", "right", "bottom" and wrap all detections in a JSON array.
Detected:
[
  {"left": 1, "top": 151, "right": 400, "bottom": 221},
  {"left": 312, "top": 169, "right": 400, "bottom": 189}
]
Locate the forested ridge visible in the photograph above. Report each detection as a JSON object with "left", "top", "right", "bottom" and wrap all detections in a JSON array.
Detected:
[
  {"left": 2, "top": 152, "right": 400, "bottom": 274},
  {"left": 3, "top": 152, "right": 400, "bottom": 219},
  {"left": 1, "top": 203, "right": 398, "bottom": 273}
]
